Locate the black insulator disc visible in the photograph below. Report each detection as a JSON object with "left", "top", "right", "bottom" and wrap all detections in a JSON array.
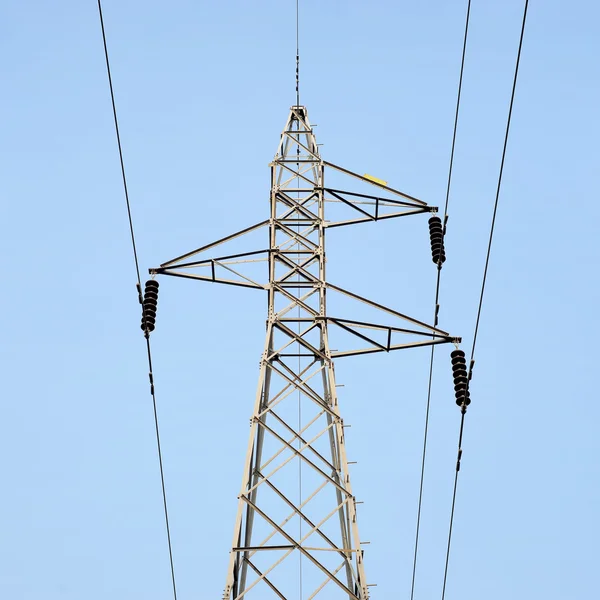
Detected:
[
  {"left": 451, "top": 349, "right": 466, "bottom": 360},
  {"left": 454, "top": 382, "right": 468, "bottom": 392},
  {"left": 144, "top": 291, "right": 158, "bottom": 301},
  {"left": 431, "top": 252, "right": 444, "bottom": 264},
  {"left": 145, "top": 280, "right": 159, "bottom": 290},
  {"left": 141, "top": 319, "right": 155, "bottom": 332},
  {"left": 452, "top": 361, "right": 466, "bottom": 371}
]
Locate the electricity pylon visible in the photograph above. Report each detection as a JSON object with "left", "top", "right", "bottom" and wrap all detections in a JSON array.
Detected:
[{"left": 151, "top": 106, "right": 459, "bottom": 599}]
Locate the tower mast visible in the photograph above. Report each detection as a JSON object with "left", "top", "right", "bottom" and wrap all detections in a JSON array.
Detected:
[{"left": 225, "top": 105, "right": 367, "bottom": 598}]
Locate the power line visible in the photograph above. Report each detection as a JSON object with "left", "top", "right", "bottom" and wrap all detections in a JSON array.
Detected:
[
  {"left": 410, "top": 2, "right": 472, "bottom": 598},
  {"left": 469, "top": 0, "right": 529, "bottom": 365},
  {"left": 441, "top": 2, "right": 529, "bottom": 599},
  {"left": 97, "top": 0, "right": 141, "bottom": 287},
  {"left": 96, "top": 2, "right": 178, "bottom": 599},
  {"left": 144, "top": 337, "right": 178, "bottom": 600}
]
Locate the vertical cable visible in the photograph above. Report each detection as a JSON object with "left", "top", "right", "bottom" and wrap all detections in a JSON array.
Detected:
[
  {"left": 296, "top": 77, "right": 303, "bottom": 597},
  {"left": 296, "top": 0, "right": 300, "bottom": 107},
  {"left": 296, "top": 4, "right": 303, "bottom": 594}
]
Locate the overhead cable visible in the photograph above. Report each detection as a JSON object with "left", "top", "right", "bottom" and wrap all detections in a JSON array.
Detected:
[
  {"left": 441, "top": 2, "right": 530, "bottom": 599},
  {"left": 410, "top": 2, "right": 472, "bottom": 598},
  {"left": 97, "top": 2, "right": 178, "bottom": 599}
]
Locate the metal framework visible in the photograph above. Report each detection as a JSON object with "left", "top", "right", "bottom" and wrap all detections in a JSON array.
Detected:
[{"left": 151, "top": 106, "right": 459, "bottom": 599}]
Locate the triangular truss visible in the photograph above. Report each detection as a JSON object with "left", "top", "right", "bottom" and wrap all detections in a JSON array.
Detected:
[{"left": 152, "top": 106, "right": 460, "bottom": 599}]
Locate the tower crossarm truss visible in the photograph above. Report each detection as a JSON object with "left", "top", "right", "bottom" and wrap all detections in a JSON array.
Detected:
[{"left": 151, "top": 106, "right": 460, "bottom": 599}]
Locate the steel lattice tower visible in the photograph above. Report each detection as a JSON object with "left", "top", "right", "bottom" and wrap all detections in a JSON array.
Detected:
[{"left": 151, "top": 106, "right": 459, "bottom": 599}]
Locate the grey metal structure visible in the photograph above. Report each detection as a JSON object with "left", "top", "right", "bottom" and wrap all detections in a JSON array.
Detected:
[{"left": 151, "top": 106, "right": 459, "bottom": 599}]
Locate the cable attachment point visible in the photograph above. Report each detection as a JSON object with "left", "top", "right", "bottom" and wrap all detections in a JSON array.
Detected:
[
  {"left": 450, "top": 349, "right": 471, "bottom": 407},
  {"left": 136, "top": 283, "right": 143, "bottom": 305},
  {"left": 141, "top": 279, "right": 159, "bottom": 333},
  {"left": 428, "top": 216, "right": 446, "bottom": 268}
]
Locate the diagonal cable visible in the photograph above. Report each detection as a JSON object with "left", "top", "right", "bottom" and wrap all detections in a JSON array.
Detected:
[
  {"left": 97, "top": 0, "right": 141, "bottom": 287},
  {"left": 410, "top": 2, "right": 472, "bottom": 598},
  {"left": 441, "top": 2, "right": 530, "bottom": 598},
  {"left": 97, "top": 2, "right": 178, "bottom": 598}
]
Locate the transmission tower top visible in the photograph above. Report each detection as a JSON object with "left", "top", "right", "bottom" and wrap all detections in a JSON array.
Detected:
[{"left": 149, "top": 105, "right": 461, "bottom": 599}]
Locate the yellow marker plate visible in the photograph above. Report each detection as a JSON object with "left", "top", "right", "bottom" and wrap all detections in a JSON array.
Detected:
[{"left": 363, "top": 173, "right": 388, "bottom": 187}]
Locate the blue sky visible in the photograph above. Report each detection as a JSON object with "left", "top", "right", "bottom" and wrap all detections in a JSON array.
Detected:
[{"left": 2, "top": 1, "right": 599, "bottom": 598}]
